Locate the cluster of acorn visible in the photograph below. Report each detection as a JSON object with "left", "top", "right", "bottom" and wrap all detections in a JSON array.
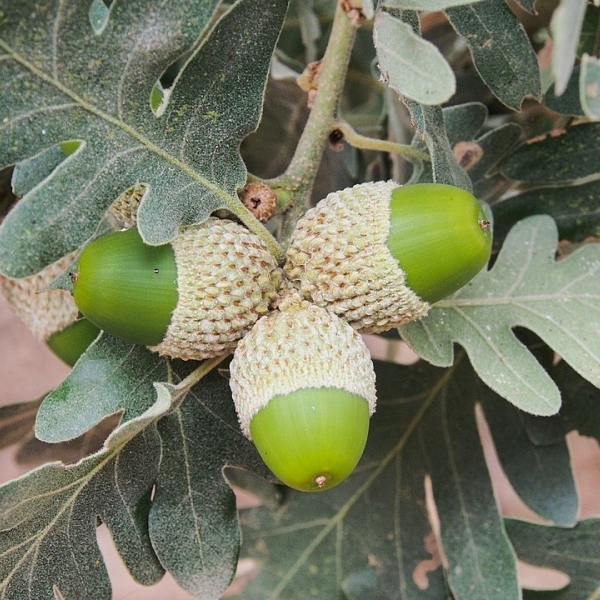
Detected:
[{"left": 5, "top": 182, "right": 492, "bottom": 492}]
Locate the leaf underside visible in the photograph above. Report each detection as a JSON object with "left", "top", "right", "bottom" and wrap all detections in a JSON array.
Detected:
[{"left": 400, "top": 215, "right": 600, "bottom": 417}]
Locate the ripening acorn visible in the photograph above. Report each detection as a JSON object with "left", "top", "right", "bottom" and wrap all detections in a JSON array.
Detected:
[
  {"left": 0, "top": 256, "right": 100, "bottom": 366},
  {"left": 284, "top": 181, "right": 492, "bottom": 333},
  {"left": 229, "top": 295, "right": 377, "bottom": 492},
  {"left": 72, "top": 217, "right": 282, "bottom": 360}
]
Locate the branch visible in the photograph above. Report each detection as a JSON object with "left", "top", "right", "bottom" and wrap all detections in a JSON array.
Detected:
[{"left": 274, "top": 2, "right": 359, "bottom": 245}]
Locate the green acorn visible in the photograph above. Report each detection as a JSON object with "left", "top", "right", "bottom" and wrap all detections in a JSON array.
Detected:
[
  {"left": 284, "top": 181, "right": 492, "bottom": 333},
  {"left": 0, "top": 254, "right": 100, "bottom": 366},
  {"left": 72, "top": 217, "right": 283, "bottom": 360},
  {"left": 229, "top": 295, "right": 376, "bottom": 492}
]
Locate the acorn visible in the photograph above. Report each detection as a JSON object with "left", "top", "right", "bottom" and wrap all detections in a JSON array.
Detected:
[
  {"left": 229, "top": 295, "right": 377, "bottom": 492},
  {"left": 72, "top": 217, "right": 283, "bottom": 360},
  {"left": 284, "top": 181, "right": 492, "bottom": 333},
  {"left": 0, "top": 255, "right": 100, "bottom": 366}
]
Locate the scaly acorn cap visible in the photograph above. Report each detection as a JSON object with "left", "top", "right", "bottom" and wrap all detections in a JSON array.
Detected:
[
  {"left": 73, "top": 217, "right": 283, "bottom": 361},
  {"left": 284, "top": 181, "right": 492, "bottom": 333},
  {"left": 229, "top": 295, "right": 376, "bottom": 492}
]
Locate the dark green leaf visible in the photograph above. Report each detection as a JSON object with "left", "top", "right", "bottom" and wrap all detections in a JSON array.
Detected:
[
  {"left": 470, "top": 123, "right": 522, "bottom": 202},
  {"left": 578, "top": 5, "right": 600, "bottom": 57},
  {"left": 0, "top": 422, "right": 164, "bottom": 600},
  {"left": 149, "top": 370, "right": 269, "bottom": 598},
  {"left": 11, "top": 144, "right": 70, "bottom": 198},
  {"left": 421, "top": 360, "right": 519, "bottom": 600},
  {"left": 0, "top": 397, "right": 120, "bottom": 467},
  {"left": 512, "top": 0, "right": 537, "bottom": 13},
  {"left": 492, "top": 178, "right": 600, "bottom": 253},
  {"left": 506, "top": 518, "right": 600, "bottom": 598},
  {"left": 443, "top": 102, "right": 488, "bottom": 142},
  {"left": 446, "top": 0, "right": 541, "bottom": 110},
  {"left": 555, "top": 360, "right": 600, "bottom": 444},
  {"left": 481, "top": 393, "right": 578, "bottom": 526},
  {"left": 544, "top": 66, "right": 584, "bottom": 117},
  {"left": 406, "top": 102, "right": 472, "bottom": 190},
  {"left": 501, "top": 123, "right": 600, "bottom": 184}
]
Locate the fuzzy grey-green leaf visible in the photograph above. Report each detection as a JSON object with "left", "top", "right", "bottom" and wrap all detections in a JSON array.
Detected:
[
  {"left": 374, "top": 11, "right": 455, "bottom": 105},
  {"left": 0, "top": 0, "right": 287, "bottom": 275},
  {"left": 35, "top": 334, "right": 170, "bottom": 443},
  {"left": 400, "top": 215, "right": 600, "bottom": 416}
]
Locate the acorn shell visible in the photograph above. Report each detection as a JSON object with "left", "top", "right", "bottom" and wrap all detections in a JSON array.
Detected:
[
  {"left": 73, "top": 218, "right": 283, "bottom": 360},
  {"left": 46, "top": 318, "right": 101, "bottom": 367},
  {"left": 249, "top": 388, "right": 370, "bottom": 492},
  {"left": 387, "top": 183, "right": 492, "bottom": 303},
  {"left": 229, "top": 297, "right": 376, "bottom": 492},
  {"left": 284, "top": 181, "right": 492, "bottom": 333},
  {"left": 73, "top": 227, "right": 178, "bottom": 346}
]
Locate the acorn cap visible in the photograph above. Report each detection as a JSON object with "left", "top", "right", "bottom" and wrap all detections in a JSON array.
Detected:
[
  {"left": 284, "top": 181, "right": 492, "bottom": 333},
  {"left": 229, "top": 295, "right": 376, "bottom": 491},
  {"left": 73, "top": 218, "right": 283, "bottom": 360},
  {"left": 284, "top": 181, "right": 429, "bottom": 333}
]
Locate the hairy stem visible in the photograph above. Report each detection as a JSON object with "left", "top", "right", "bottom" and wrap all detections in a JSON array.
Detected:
[
  {"left": 336, "top": 120, "right": 431, "bottom": 163},
  {"left": 276, "top": 2, "right": 359, "bottom": 246}
]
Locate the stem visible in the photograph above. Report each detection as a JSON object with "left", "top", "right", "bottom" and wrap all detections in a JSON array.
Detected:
[
  {"left": 336, "top": 120, "right": 431, "bottom": 163},
  {"left": 167, "top": 354, "right": 229, "bottom": 411},
  {"left": 277, "top": 3, "right": 358, "bottom": 245}
]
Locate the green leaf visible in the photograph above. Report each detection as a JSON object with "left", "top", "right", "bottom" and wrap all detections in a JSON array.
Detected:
[
  {"left": 149, "top": 370, "right": 269, "bottom": 598},
  {"left": 501, "top": 123, "right": 600, "bottom": 185},
  {"left": 0, "top": 0, "right": 287, "bottom": 277},
  {"left": 550, "top": 0, "right": 587, "bottom": 96},
  {"left": 0, "top": 397, "right": 119, "bottom": 468},
  {"left": 446, "top": 0, "right": 541, "bottom": 110},
  {"left": 544, "top": 66, "right": 584, "bottom": 116},
  {"left": 470, "top": 123, "right": 522, "bottom": 201},
  {"left": 0, "top": 410, "right": 166, "bottom": 600},
  {"left": 35, "top": 334, "right": 170, "bottom": 443},
  {"left": 406, "top": 102, "right": 517, "bottom": 198},
  {"left": 512, "top": 0, "right": 537, "bottom": 13},
  {"left": 421, "top": 359, "right": 520, "bottom": 600},
  {"left": 505, "top": 518, "right": 600, "bottom": 598},
  {"left": 0, "top": 366, "right": 269, "bottom": 600},
  {"left": 406, "top": 102, "right": 473, "bottom": 190},
  {"left": 374, "top": 11, "right": 455, "bottom": 105},
  {"left": 555, "top": 360, "right": 600, "bottom": 444},
  {"left": 578, "top": 5, "right": 600, "bottom": 58},
  {"left": 399, "top": 215, "right": 600, "bottom": 416}
]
